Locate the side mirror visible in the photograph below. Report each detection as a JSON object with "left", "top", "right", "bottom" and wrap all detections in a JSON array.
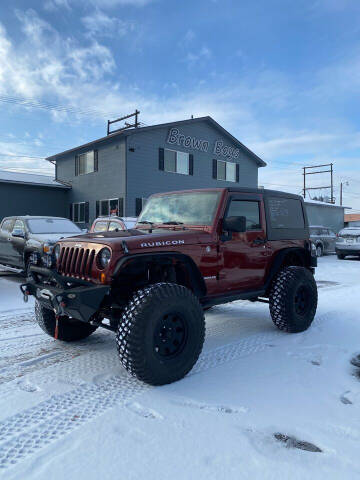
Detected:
[
  {"left": 12, "top": 229, "right": 25, "bottom": 238},
  {"left": 223, "top": 216, "right": 246, "bottom": 233}
]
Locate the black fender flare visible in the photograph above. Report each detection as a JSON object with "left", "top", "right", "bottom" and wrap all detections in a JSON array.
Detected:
[
  {"left": 112, "top": 251, "right": 207, "bottom": 298},
  {"left": 264, "top": 247, "right": 309, "bottom": 293}
]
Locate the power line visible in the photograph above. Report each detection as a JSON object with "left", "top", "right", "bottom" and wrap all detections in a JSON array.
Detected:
[
  {"left": 0, "top": 152, "right": 46, "bottom": 159},
  {"left": 0, "top": 94, "right": 120, "bottom": 119}
]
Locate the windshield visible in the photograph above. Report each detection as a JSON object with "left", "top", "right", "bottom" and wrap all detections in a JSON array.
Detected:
[
  {"left": 138, "top": 191, "right": 221, "bottom": 226},
  {"left": 27, "top": 218, "right": 82, "bottom": 234}
]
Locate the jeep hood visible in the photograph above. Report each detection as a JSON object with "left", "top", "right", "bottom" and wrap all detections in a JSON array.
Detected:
[{"left": 57, "top": 228, "right": 213, "bottom": 251}]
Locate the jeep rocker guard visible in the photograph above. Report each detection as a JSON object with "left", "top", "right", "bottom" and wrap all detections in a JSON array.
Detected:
[{"left": 21, "top": 188, "right": 318, "bottom": 386}]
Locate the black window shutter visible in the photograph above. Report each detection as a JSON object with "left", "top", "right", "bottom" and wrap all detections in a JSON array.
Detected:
[
  {"left": 212, "top": 159, "right": 218, "bottom": 179},
  {"left": 94, "top": 150, "right": 98, "bottom": 172},
  {"left": 236, "top": 163, "right": 240, "bottom": 183},
  {"left": 159, "top": 148, "right": 164, "bottom": 171},
  {"left": 189, "top": 154, "right": 194, "bottom": 175},
  {"left": 69, "top": 203, "right": 73, "bottom": 221},
  {"left": 75, "top": 156, "right": 79, "bottom": 176},
  {"left": 96, "top": 200, "right": 100, "bottom": 218},
  {"left": 135, "top": 198, "right": 142, "bottom": 216},
  {"left": 84, "top": 202, "right": 90, "bottom": 224},
  {"left": 118, "top": 198, "right": 124, "bottom": 217}
]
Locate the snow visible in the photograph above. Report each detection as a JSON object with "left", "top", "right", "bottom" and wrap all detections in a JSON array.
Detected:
[
  {"left": 0, "top": 257, "right": 360, "bottom": 479},
  {"left": 0, "top": 169, "right": 67, "bottom": 189}
]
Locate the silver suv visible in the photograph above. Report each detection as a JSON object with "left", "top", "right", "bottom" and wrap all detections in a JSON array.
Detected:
[
  {"left": 310, "top": 225, "right": 336, "bottom": 257},
  {"left": 336, "top": 227, "right": 360, "bottom": 259}
]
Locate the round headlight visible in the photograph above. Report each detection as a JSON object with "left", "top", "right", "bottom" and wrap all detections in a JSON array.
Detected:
[
  {"left": 98, "top": 248, "right": 111, "bottom": 269},
  {"left": 54, "top": 244, "right": 61, "bottom": 261}
]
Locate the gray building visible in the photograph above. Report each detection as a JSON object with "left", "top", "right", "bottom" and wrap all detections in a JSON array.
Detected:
[
  {"left": 305, "top": 200, "right": 346, "bottom": 233},
  {"left": 0, "top": 170, "right": 69, "bottom": 221},
  {"left": 48, "top": 116, "right": 266, "bottom": 227}
]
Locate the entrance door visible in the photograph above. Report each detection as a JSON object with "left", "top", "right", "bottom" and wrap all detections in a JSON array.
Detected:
[{"left": 219, "top": 195, "right": 271, "bottom": 292}]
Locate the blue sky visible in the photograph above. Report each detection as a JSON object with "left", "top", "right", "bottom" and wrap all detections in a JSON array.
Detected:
[{"left": 0, "top": 0, "right": 359, "bottom": 207}]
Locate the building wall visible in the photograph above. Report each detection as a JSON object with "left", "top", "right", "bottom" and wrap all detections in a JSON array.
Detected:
[
  {"left": 125, "top": 122, "right": 259, "bottom": 216},
  {"left": 305, "top": 203, "right": 345, "bottom": 233},
  {"left": 55, "top": 137, "right": 126, "bottom": 227},
  {"left": 54, "top": 120, "right": 260, "bottom": 224},
  {"left": 0, "top": 183, "right": 67, "bottom": 221}
]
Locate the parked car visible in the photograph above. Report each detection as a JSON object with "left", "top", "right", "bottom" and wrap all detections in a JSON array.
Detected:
[
  {"left": 336, "top": 227, "right": 360, "bottom": 259},
  {"left": 309, "top": 225, "right": 337, "bottom": 257},
  {"left": 90, "top": 216, "right": 137, "bottom": 233},
  {"left": 22, "top": 187, "right": 317, "bottom": 386},
  {"left": 0, "top": 216, "right": 82, "bottom": 275}
]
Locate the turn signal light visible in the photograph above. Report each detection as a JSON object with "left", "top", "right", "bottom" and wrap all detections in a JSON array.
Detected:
[{"left": 100, "top": 273, "right": 106, "bottom": 284}]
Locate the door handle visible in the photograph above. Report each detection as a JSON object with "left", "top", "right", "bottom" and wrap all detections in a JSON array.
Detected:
[{"left": 253, "top": 237, "right": 266, "bottom": 246}]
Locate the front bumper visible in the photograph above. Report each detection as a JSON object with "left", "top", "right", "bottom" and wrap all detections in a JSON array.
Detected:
[
  {"left": 20, "top": 266, "right": 110, "bottom": 323},
  {"left": 336, "top": 248, "right": 360, "bottom": 256}
]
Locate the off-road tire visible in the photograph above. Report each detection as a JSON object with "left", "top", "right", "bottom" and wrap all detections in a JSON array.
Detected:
[
  {"left": 116, "top": 283, "right": 205, "bottom": 386},
  {"left": 35, "top": 300, "right": 97, "bottom": 341},
  {"left": 337, "top": 254, "right": 345, "bottom": 260},
  {"left": 316, "top": 244, "right": 323, "bottom": 257},
  {"left": 269, "top": 266, "right": 317, "bottom": 333}
]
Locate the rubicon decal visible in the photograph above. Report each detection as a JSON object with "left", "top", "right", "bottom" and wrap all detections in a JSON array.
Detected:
[{"left": 140, "top": 240, "right": 185, "bottom": 248}]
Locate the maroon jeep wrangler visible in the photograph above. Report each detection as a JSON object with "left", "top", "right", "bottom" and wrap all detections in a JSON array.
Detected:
[{"left": 21, "top": 188, "right": 318, "bottom": 385}]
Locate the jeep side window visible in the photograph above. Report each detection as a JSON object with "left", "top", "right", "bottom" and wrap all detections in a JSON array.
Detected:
[{"left": 226, "top": 200, "right": 261, "bottom": 231}]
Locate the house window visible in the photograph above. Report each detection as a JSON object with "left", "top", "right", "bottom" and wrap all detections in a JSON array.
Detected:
[
  {"left": 214, "top": 159, "right": 238, "bottom": 182},
  {"left": 96, "top": 198, "right": 124, "bottom": 218},
  {"left": 72, "top": 202, "right": 86, "bottom": 223},
  {"left": 75, "top": 150, "right": 98, "bottom": 175},
  {"left": 163, "top": 149, "right": 190, "bottom": 175}
]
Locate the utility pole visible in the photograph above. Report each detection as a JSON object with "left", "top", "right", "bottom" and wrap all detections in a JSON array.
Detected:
[
  {"left": 340, "top": 182, "right": 343, "bottom": 206},
  {"left": 340, "top": 181, "right": 349, "bottom": 206},
  {"left": 302, "top": 163, "right": 335, "bottom": 204}
]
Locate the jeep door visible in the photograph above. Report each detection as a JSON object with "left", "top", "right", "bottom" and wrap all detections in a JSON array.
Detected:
[{"left": 219, "top": 195, "right": 271, "bottom": 291}]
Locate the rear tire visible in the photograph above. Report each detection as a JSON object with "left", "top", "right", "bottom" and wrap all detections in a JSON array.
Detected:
[
  {"left": 116, "top": 283, "right": 205, "bottom": 386},
  {"left": 269, "top": 267, "right": 317, "bottom": 333},
  {"left": 337, "top": 254, "right": 345, "bottom": 260},
  {"left": 35, "top": 301, "right": 97, "bottom": 341}
]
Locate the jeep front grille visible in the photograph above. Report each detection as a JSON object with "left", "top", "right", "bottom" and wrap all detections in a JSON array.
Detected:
[{"left": 57, "top": 246, "right": 96, "bottom": 279}]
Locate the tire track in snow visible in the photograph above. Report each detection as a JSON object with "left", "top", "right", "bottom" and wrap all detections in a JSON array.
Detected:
[
  {"left": 0, "top": 375, "right": 148, "bottom": 470},
  {"left": 0, "top": 311, "right": 331, "bottom": 470}
]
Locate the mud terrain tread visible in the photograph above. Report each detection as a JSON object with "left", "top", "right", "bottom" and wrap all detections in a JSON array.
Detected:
[
  {"left": 116, "top": 283, "right": 205, "bottom": 386},
  {"left": 35, "top": 301, "right": 97, "bottom": 342},
  {"left": 269, "top": 266, "right": 317, "bottom": 333}
]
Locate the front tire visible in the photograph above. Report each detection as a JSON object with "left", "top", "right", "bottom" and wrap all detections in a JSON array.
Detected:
[
  {"left": 116, "top": 283, "right": 205, "bottom": 386},
  {"left": 269, "top": 267, "right": 318, "bottom": 333},
  {"left": 35, "top": 301, "right": 97, "bottom": 341},
  {"left": 337, "top": 253, "right": 345, "bottom": 260},
  {"left": 316, "top": 244, "right": 323, "bottom": 257}
]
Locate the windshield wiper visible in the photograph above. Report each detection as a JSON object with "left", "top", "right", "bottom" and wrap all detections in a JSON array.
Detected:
[
  {"left": 137, "top": 221, "right": 154, "bottom": 225},
  {"left": 162, "top": 221, "right": 184, "bottom": 225}
]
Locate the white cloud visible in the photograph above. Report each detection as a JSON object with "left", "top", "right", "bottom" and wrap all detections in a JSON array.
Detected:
[
  {"left": 184, "top": 46, "right": 212, "bottom": 67},
  {"left": 82, "top": 10, "right": 135, "bottom": 38},
  {"left": 44, "top": 0, "right": 71, "bottom": 12},
  {"left": 45, "top": 0, "right": 155, "bottom": 9}
]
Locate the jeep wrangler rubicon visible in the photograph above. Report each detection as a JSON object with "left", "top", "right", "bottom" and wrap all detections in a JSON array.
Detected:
[{"left": 21, "top": 188, "right": 318, "bottom": 386}]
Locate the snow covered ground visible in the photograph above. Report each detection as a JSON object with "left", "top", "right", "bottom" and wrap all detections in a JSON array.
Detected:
[{"left": 0, "top": 257, "right": 359, "bottom": 479}]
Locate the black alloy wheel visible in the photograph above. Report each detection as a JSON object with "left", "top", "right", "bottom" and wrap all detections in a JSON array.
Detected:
[{"left": 153, "top": 313, "right": 187, "bottom": 358}]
